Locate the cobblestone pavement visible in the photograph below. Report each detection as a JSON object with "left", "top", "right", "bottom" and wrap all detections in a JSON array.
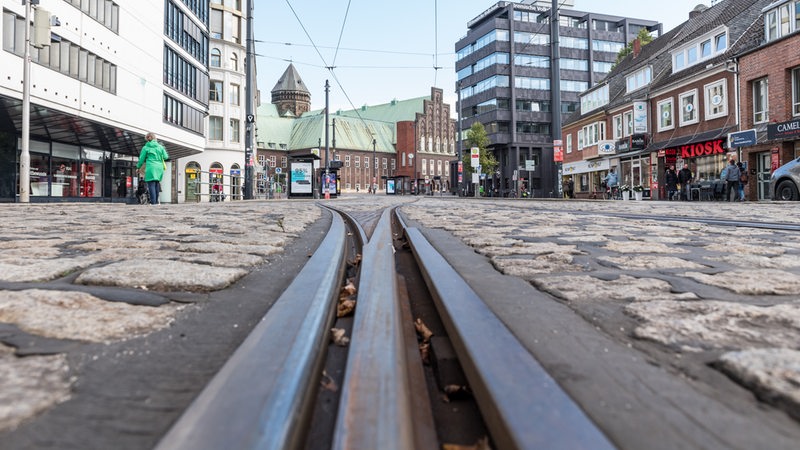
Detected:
[
  {"left": 0, "top": 201, "right": 320, "bottom": 436},
  {"left": 1, "top": 195, "right": 799, "bottom": 447},
  {"left": 401, "top": 197, "right": 800, "bottom": 427}
]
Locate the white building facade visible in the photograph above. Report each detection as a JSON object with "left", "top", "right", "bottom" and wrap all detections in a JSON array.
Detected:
[
  {"left": 0, "top": 0, "right": 208, "bottom": 203},
  {"left": 176, "top": 0, "right": 252, "bottom": 203}
]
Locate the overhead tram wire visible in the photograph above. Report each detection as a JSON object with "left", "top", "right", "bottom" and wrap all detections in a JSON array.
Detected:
[
  {"left": 256, "top": 40, "right": 438, "bottom": 57},
  {"left": 331, "top": 0, "right": 353, "bottom": 68}
]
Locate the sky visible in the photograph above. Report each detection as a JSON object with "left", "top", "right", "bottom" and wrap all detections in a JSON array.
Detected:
[{"left": 253, "top": 0, "right": 710, "bottom": 115}]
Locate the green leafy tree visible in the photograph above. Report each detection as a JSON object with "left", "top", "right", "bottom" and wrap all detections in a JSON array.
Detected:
[
  {"left": 613, "top": 28, "right": 654, "bottom": 67},
  {"left": 461, "top": 122, "right": 498, "bottom": 177}
]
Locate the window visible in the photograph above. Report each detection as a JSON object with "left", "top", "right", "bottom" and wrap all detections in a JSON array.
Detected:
[
  {"left": 514, "top": 77, "right": 548, "bottom": 90},
  {"left": 566, "top": 134, "right": 573, "bottom": 154},
  {"left": 210, "top": 80, "right": 223, "bottom": 102},
  {"left": 231, "top": 16, "right": 241, "bottom": 44},
  {"left": 281, "top": 156, "right": 287, "bottom": 168},
  {"left": 209, "top": 116, "right": 223, "bottom": 140},
  {"left": 230, "top": 84, "right": 240, "bottom": 105},
  {"left": 612, "top": 114, "right": 622, "bottom": 140},
  {"left": 704, "top": 79, "right": 727, "bottom": 119},
  {"left": 210, "top": 9, "right": 223, "bottom": 39},
  {"left": 581, "top": 122, "right": 606, "bottom": 147},
  {"left": 657, "top": 98, "right": 674, "bottom": 131},
  {"left": 421, "top": 159, "right": 427, "bottom": 175},
  {"left": 679, "top": 90, "right": 698, "bottom": 126},
  {"left": 230, "top": 118, "right": 240, "bottom": 142},
  {"left": 626, "top": 67, "right": 652, "bottom": 93},
  {"left": 580, "top": 84, "right": 609, "bottom": 114},
  {"left": 230, "top": 53, "right": 238, "bottom": 71},
  {"left": 364, "top": 157, "right": 369, "bottom": 169},
  {"left": 753, "top": 78, "right": 769, "bottom": 123},
  {"left": 210, "top": 48, "right": 221, "bottom": 67},
  {"left": 577, "top": 129, "right": 585, "bottom": 150},
  {"left": 623, "top": 111, "right": 633, "bottom": 137},
  {"left": 345, "top": 155, "right": 351, "bottom": 167},
  {"left": 793, "top": 68, "right": 800, "bottom": 116},
  {"left": 672, "top": 27, "right": 728, "bottom": 72},
  {"left": 561, "top": 80, "right": 588, "bottom": 93},
  {"left": 355, "top": 156, "right": 360, "bottom": 168}
]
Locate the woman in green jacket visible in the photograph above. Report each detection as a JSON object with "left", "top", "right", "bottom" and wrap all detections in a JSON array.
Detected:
[{"left": 136, "top": 133, "right": 169, "bottom": 205}]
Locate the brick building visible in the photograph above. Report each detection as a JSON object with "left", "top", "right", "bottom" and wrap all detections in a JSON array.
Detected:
[
  {"left": 256, "top": 65, "right": 456, "bottom": 194},
  {"left": 736, "top": 0, "right": 800, "bottom": 201},
  {"left": 562, "top": 0, "right": 771, "bottom": 200}
]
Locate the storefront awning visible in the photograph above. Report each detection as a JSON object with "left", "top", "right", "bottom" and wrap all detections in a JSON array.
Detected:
[
  {"left": 0, "top": 95, "right": 203, "bottom": 159},
  {"left": 648, "top": 126, "right": 737, "bottom": 151}
]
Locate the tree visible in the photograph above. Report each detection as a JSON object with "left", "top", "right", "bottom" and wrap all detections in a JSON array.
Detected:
[
  {"left": 461, "top": 122, "right": 498, "bottom": 178},
  {"left": 613, "top": 28, "right": 654, "bottom": 67}
]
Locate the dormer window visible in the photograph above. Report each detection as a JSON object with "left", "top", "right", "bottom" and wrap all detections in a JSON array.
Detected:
[
  {"left": 672, "top": 26, "right": 728, "bottom": 73},
  {"left": 626, "top": 66, "right": 652, "bottom": 93},
  {"left": 764, "top": 1, "right": 800, "bottom": 42},
  {"left": 580, "top": 84, "right": 609, "bottom": 114}
]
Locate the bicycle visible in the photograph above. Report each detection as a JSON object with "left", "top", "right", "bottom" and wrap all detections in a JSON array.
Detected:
[{"left": 605, "top": 185, "right": 621, "bottom": 200}]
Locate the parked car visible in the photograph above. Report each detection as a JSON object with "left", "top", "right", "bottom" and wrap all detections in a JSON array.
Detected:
[{"left": 771, "top": 156, "right": 800, "bottom": 200}]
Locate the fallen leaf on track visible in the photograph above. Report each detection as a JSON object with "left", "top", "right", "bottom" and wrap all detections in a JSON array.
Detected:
[{"left": 330, "top": 328, "right": 350, "bottom": 347}]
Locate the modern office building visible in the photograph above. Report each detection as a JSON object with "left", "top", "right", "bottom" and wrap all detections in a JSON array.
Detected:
[
  {"left": 455, "top": 1, "right": 660, "bottom": 197},
  {"left": 0, "top": 0, "right": 208, "bottom": 203}
]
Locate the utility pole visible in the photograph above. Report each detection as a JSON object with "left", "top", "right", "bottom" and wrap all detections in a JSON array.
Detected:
[
  {"left": 324, "top": 80, "right": 330, "bottom": 199},
  {"left": 551, "top": 0, "right": 563, "bottom": 198},
  {"left": 19, "top": 0, "right": 34, "bottom": 203},
  {"left": 372, "top": 138, "right": 376, "bottom": 194},
  {"left": 243, "top": 0, "right": 255, "bottom": 199},
  {"left": 456, "top": 81, "right": 462, "bottom": 197}
]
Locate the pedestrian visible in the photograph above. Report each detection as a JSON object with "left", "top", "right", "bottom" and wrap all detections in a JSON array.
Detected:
[
  {"left": 665, "top": 165, "right": 678, "bottom": 201},
  {"left": 603, "top": 168, "right": 619, "bottom": 199},
  {"left": 136, "top": 132, "right": 169, "bottom": 205},
  {"left": 737, "top": 162, "right": 748, "bottom": 201},
  {"left": 567, "top": 178, "right": 575, "bottom": 199},
  {"left": 678, "top": 165, "right": 693, "bottom": 200},
  {"left": 724, "top": 159, "right": 741, "bottom": 202}
]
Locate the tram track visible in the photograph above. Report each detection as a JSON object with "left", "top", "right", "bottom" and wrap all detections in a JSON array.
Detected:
[{"left": 155, "top": 204, "right": 613, "bottom": 449}]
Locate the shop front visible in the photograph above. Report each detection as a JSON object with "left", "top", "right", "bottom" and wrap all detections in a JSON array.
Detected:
[
  {"left": 616, "top": 134, "right": 652, "bottom": 199},
  {"left": 563, "top": 158, "right": 610, "bottom": 199},
  {"left": 652, "top": 130, "right": 733, "bottom": 201}
]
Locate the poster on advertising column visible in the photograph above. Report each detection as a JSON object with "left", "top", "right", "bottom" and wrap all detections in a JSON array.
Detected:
[{"left": 633, "top": 101, "right": 648, "bottom": 134}]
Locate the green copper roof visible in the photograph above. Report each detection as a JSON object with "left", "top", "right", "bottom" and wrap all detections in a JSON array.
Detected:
[
  {"left": 256, "top": 105, "right": 395, "bottom": 153},
  {"left": 333, "top": 96, "right": 427, "bottom": 123}
]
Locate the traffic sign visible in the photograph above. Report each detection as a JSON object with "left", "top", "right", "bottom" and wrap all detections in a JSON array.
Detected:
[
  {"left": 246, "top": 114, "right": 255, "bottom": 123},
  {"left": 471, "top": 147, "right": 480, "bottom": 167},
  {"left": 275, "top": 167, "right": 282, "bottom": 174}
]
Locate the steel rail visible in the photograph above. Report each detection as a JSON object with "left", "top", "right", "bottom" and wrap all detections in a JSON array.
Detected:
[
  {"left": 331, "top": 208, "right": 416, "bottom": 450},
  {"left": 156, "top": 212, "right": 347, "bottom": 450},
  {"left": 403, "top": 224, "right": 615, "bottom": 450}
]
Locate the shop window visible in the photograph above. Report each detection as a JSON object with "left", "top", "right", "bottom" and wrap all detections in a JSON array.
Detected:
[
  {"left": 704, "top": 79, "right": 727, "bottom": 120},
  {"left": 679, "top": 90, "right": 698, "bottom": 126},
  {"left": 657, "top": 98, "right": 674, "bottom": 131},
  {"left": 752, "top": 78, "right": 769, "bottom": 124}
]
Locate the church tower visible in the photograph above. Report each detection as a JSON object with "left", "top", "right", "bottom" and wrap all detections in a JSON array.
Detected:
[{"left": 271, "top": 64, "right": 311, "bottom": 116}]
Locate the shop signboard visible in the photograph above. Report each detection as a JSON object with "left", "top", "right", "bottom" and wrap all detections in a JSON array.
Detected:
[
  {"left": 633, "top": 101, "right": 648, "bottom": 134},
  {"left": 597, "top": 140, "right": 616, "bottom": 155},
  {"left": 672, "top": 138, "right": 726, "bottom": 159},
  {"left": 728, "top": 129, "right": 757, "bottom": 147},
  {"left": 630, "top": 134, "right": 647, "bottom": 150},
  {"left": 767, "top": 118, "right": 800, "bottom": 141}
]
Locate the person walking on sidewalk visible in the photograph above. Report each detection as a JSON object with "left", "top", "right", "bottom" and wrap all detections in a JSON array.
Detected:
[
  {"left": 678, "top": 165, "right": 693, "bottom": 200},
  {"left": 724, "top": 159, "right": 741, "bottom": 202},
  {"left": 136, "top": 133, "right": 169, "bottom": 205}
]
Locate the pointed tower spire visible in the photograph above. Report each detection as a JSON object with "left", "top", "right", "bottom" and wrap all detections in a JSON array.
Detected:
[{"left": 271, "top": 63, "right": 311, "bottom": 116}]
